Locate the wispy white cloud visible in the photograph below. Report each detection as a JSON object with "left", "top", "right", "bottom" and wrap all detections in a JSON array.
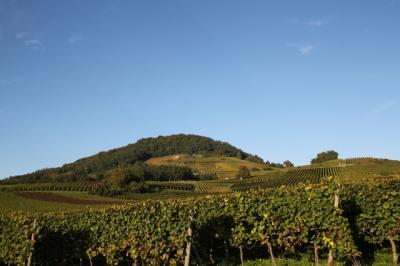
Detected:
[
  {"left": 24, "top": 39, "right": 45, "bottom": 50},
  {"left": 305, "top": 19, "right": 324, "bottom": 27},
  {"left": 25, "top": 39, "right": 42, "bottom": 46},
  {"left": 299, "top": 45, "right": 314, "bottom": 55},
  {"left": 285, "top": 43, "right": 315, "bottom": 55},
  {"left": 16, "top": 32, "right": 28, "bottom": 39},
  {"left": 370, "top": 101, "right": 396, "bottom": 118},
  {"left": 68, "top": 34, "right": 84, "bottom": 44},
  {"left": 15, "top": 33, "right": 46, "bottom": 50},
  {"left": 286, "top": 18, "right": 326, "bottom": 28}
]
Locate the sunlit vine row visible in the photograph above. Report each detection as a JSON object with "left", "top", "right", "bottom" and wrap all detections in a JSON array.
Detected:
[
  {"left": 1, "top": 178, "right": 370, "bottom": 265},
  {"left": 231, "top": 167, "right": 342, "bottom": 191}
]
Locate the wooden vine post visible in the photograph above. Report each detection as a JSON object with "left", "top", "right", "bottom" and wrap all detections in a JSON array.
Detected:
[
  {"left": 267, "top": 241, "right": 277, "bottom": 266},
  {"left": 388, "top": 237, "right": 398, "bottom": 266},
  {"left": 313, "top": 242, "right": 319, "bottom": 266},
  {"left": 27, "top": 219, "right": 37, "bottom": 266},
  {"left": 328, "top": 188, "right": 339, "bottom": 266},
  {"left": 184, "top": 212, "right": 193, "bottom": 266},
  {"left": 239, "top": 245, "right": 244, "bottom": 266}
]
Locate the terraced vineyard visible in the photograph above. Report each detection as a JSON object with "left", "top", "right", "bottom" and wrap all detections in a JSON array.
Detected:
[
  {"left": 231, "top": 166, "right": 343, "bottom": 191},
  {"left": 146, "top": 154, "right": 268, "bottom": 179}
]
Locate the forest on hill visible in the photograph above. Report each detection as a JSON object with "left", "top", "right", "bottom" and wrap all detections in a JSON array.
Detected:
[{"left": 2, "top": 134, "right": 264, "bottom": 184}]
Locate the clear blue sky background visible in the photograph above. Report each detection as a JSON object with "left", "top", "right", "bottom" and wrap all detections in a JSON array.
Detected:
[{"left": 1, "top": 0, "right": 399, "bottom": 178}]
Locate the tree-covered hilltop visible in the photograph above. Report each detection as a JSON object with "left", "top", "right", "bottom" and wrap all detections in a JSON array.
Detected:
[
  {"left": 311, "top": 150, "right": 339, "bottom": 164},
  {"left": 3, "top": 134, "right": 264, "bottom": 184}
]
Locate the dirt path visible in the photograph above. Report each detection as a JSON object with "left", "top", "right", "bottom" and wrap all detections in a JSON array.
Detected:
[{"left": 15, "top": 192, "right": 124, "bottom": 205}]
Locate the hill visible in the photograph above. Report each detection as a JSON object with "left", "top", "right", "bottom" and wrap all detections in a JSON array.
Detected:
[{"left": 2, "top": 134, "right": 265, "bottom": 184}]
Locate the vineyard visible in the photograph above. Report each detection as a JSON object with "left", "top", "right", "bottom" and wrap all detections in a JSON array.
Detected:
[
  {"left": 0, "top": 182, "right": 196, "bottom": 194},
  {"left": 1, "top": 178, "right": 399, "bottom": 265},
  {"left": 196, "top": 183, "right": 231, "bottom": 194},
  {"left": 146, "top": 155, "right": 268, "bottom": 179},
  {"left": 231, "top": 167, "right": 343, "bottom": 191},
  {"left": 0, "top": 167, "right": 344, "bottom": 198},
  {"left": 0, "top": 182, "right": 101, "bottom": 192},
  {"left": 145, "top": 182, "right": 195, "bottom": 192}
]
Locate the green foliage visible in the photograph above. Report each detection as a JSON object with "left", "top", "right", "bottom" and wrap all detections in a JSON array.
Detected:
[
  {"left": 341, "top": 178, "right": 400, "bottom": 264},
  {"left": 265, "top": 161, "right": 284, "bottom": 168},
  {"left": 283, "top": 160, "right": 294, "bottom": 168},
  {"left": 246, "top": 154, "right": 265, "bottom": 164},
  {"left": 311, "top": 150, "right": 339, "bottom": 164},
  {"left": 0, "top": 179, "right": 366, "bottom": 265},
  {"left": 355, "top": 180, "right": 400, "bottom": 243},
  {"left": 5, "top": 134, "right": 260, "bottom": 184},
  {"left": 106, "top": 162, "right": 195, "bottom": 185},
  {"left": 236, "top": 165, "right": 251, "bottom": 179},
  {"left": 0, "top": 213, "right": 36, "bottom": 265},
  {"left": 2, "top": 178, "right": 399, "bottom": 265}
]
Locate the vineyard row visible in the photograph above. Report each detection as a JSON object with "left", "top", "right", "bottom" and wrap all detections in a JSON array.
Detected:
[{"left": 1, "top": 178, "right": 399, "bottom": 265}]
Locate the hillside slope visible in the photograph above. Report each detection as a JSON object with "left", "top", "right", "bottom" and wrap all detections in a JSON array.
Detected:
[
  {"left": 322, "top": 158, "right": 400, "bottom": 182},
  {"left": 227, "top": 157, "right": 400, "bottom": 191},
  {"left": 146, "top": 154, "right": 270, "bottom": 179},
  {"left": 3, "top": 134, "right": 265, "bottom": 184}
]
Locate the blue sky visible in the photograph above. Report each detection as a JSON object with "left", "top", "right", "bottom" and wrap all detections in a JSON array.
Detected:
[{"left": 1, "top": 0, "right": 399, "bottom": 178}]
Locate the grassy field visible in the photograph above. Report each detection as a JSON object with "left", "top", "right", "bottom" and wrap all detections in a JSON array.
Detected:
[
  {"left": 0, "top": 190, "right": 202, "bottom": 214},
  {"left": 242, "top": 250, "right": 392, "bottom": 266},
  {"left": 0, "top": 191, "right": 129, "bottom": 214}
]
